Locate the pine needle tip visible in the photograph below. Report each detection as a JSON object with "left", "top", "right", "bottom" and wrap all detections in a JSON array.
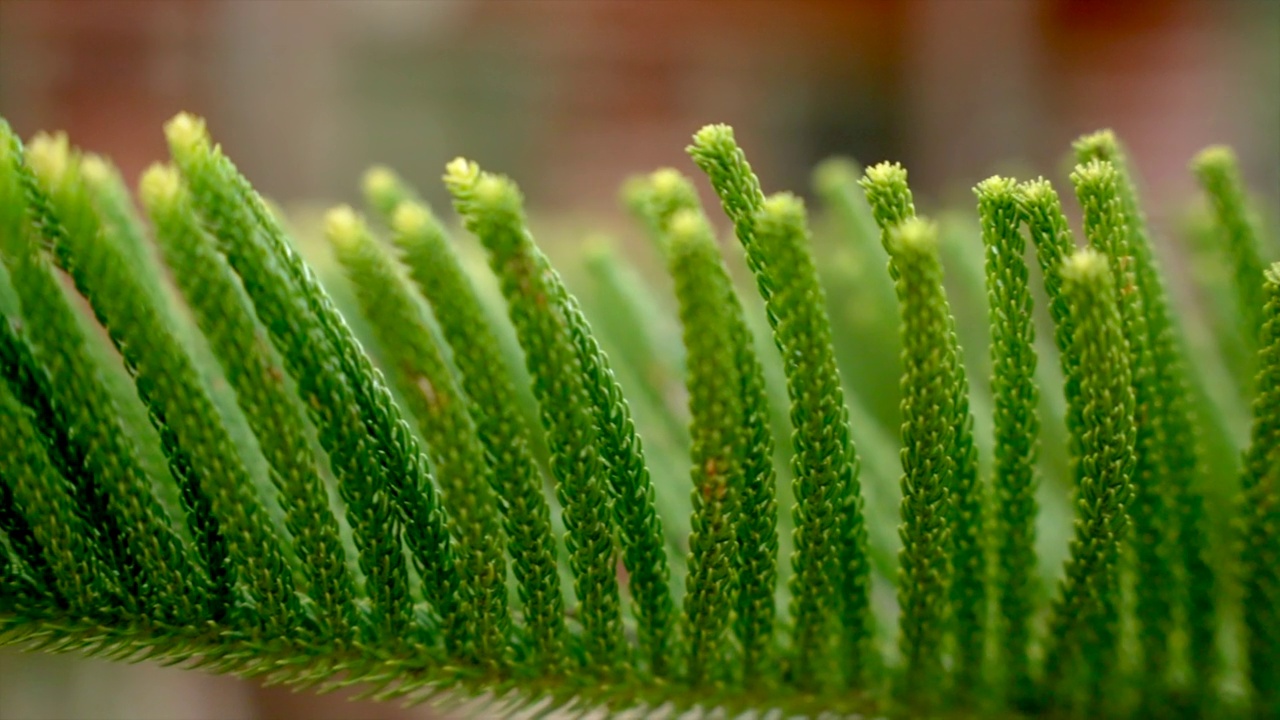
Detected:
[
  {"left": 1062, "top": 247, "right": 1109, "bottom": 284},
  {"left": 650, "top": 168, "right": 686, "bottom": 197},
  {"left": 363, "top": 165, "right": 400, "bottom": 198},
  {"left": 25, "top": 131, "right": 74, "bottom": 187},
  {"left": 691, "top": 123, "right": 735, "bottom": 150},
  {"left": 759, "top": 191, "right": 804, "bottom": 221},
  {"left": 138, "top": 163, "right": 183, "bottom": 207},
  {"left": 1072, "top": 129, "right": 1120, "bottom": 161},
  {"left": 1069, "top": 158, "right": 1118, "bottom": 189},
  {"left": 1191, "top": 145, "right": 1236, "bottom": 174},
  {"left": 668, "top": 207, "right": 707, "bottom": 241},
  {"left": 889, "top": 216, "right": 938, "bottom": 255},
  {"left": 391, "top": 201, "right": 431, "bottom": 237},
  {"left": 163, "top": 112, "right": 210, "bottom": 158},
  {"left": 79, "top": 154, "right": 114, "bottom": 186},
  {"left": 975, "top": 175, "right": 1017, "bottom": 199},
  {"left": 861, "top": 161, "right": 907, "bottom": 188},
  {"left": 443, "top": 157, "right": 481, "bottom": 191},
  {"left": 324, "top": 205, "right": 366, "bottom": 251}
]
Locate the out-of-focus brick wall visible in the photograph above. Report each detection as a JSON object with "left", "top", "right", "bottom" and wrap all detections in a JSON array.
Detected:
[{"left": 4, "top": 0, "right": 1272, "bottom": 215}]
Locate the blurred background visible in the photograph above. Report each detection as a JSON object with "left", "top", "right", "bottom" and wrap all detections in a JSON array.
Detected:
[
  {"left": 2, "top": 0, "right": 1277, "bottom": 219},
  {"left": 1, "top": 1, "right": 1277, "bottom": 718}
]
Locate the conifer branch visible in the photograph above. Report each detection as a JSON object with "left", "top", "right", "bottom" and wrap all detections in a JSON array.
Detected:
[
  {"left": 858, "top": 163, "right": 916, "bottom": 279},
  {"left": 1042, "top": 248, "right": 1135, "bottom": 713},
  {"left": 552, "top": 265, "right": 677, "bottom": 678},
  {"left": 634, "top": 168, "right": 779, "bottom": 683},
  {"left": 1192, "top": 146, "right": 1269, "bottom": 361},
  {"left": 80, "top": 154, "right": 174, "bottom": 314},
  {"left": 941, "top": 342, "right": 986, "bottom": 698},
  {"left": 170, "top": 118, "right": 463, "bottom": 608},
  {"left": 1071, "top": 158, "right": 1174, "bottom": 695},
  {"left": 860, "top": 161, "right": 985, "bottom": 694},
  {"left": 0, "top": 379, "right": 123, "bottom": 614},
  {"left": 381, "top": 195, "right": 568, "bottom": 672},
  {"left": 140, "top": 164, "right": 358, "bottom": 643},
  {"left": 976, "top": 176, "right": 1040, "bottom": 702},
  {"left": 887, "top": 217, "right": 955, "bottom": 705},
  {"left": 0, "top": 122, "right": 206, "bottom": 622},
  {"left": 1077, "top": 134, "right": 1218, "bottom": 692},
  {"left": 691, "top": 126, "right": 872, "bottom": 689},
  {"left": 25, "top": 134, "right": 300, "bottom": 631},
  {"left": 470, "top": 168, "right": 676, "bottom": 676},
  {"left": 667, "top": 208, "right": 743, "bottom": 686},
  {"left": 1239, "top": 263, "right": 1280, "bottom": 718},
  {"left": 167, "top": 116, "right": 464, "bottom": 646},
  {"left": 1014, "top": 180, "right": 1079, "bottom": 434},
  {"left": 624, "top": 168, "right": 701, "bottom": 240},
  {"left": 363, "top": 165, "right": 423, "bottom": 220},
  {"left": 0, "top": 321, "right": 63, "bottom": 599},
  {"left": 759, "top": 193, "right": 869, "bottom": 688},
  {"left": 0, "top": 308, "right": 130, "bottom": 603},
  {"left": 444, "top": 159, "right": 626, "bottom": 675},
  {"left": 326, "top": 206, "right": 511, "bottom": 666}
]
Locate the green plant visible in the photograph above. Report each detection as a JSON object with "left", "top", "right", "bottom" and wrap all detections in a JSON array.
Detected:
[{"left": 0, "top": 112, "right": 1275, "bottom": 719}]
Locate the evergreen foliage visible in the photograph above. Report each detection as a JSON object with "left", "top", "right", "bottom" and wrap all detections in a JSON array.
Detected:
[
  {"left": 886, "top": 218, "right": 957, "bottom": 706},
  {"left": 691, "top": 126, "right": 872, "bottom": 690},
  {"left": 627, "top": 169, "right": 779, "bottom": 684},
  {"left": 1193, "top": 147, "right": 1269, "bottom": 362},
  {"left": 976, "top": 176, "right": 1040, "bottom": 706},
  {"left": 367, "top": 173, "right": 568, "bottom": 672},
  {"left": 1041, "top": 249, "right": 1135, "bottom": 715},
  {"left": 1240, "top": 262, "right": 1280, "bottom": 718},
  {"left": 140, "top": 164, "right": 358, "bottom": 641},
  {"left": 861, "top": 161, "right": 985, "bottom": 700},
  {"left": 0, "top": 112, "right": 1273, "bottom": 719}
]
